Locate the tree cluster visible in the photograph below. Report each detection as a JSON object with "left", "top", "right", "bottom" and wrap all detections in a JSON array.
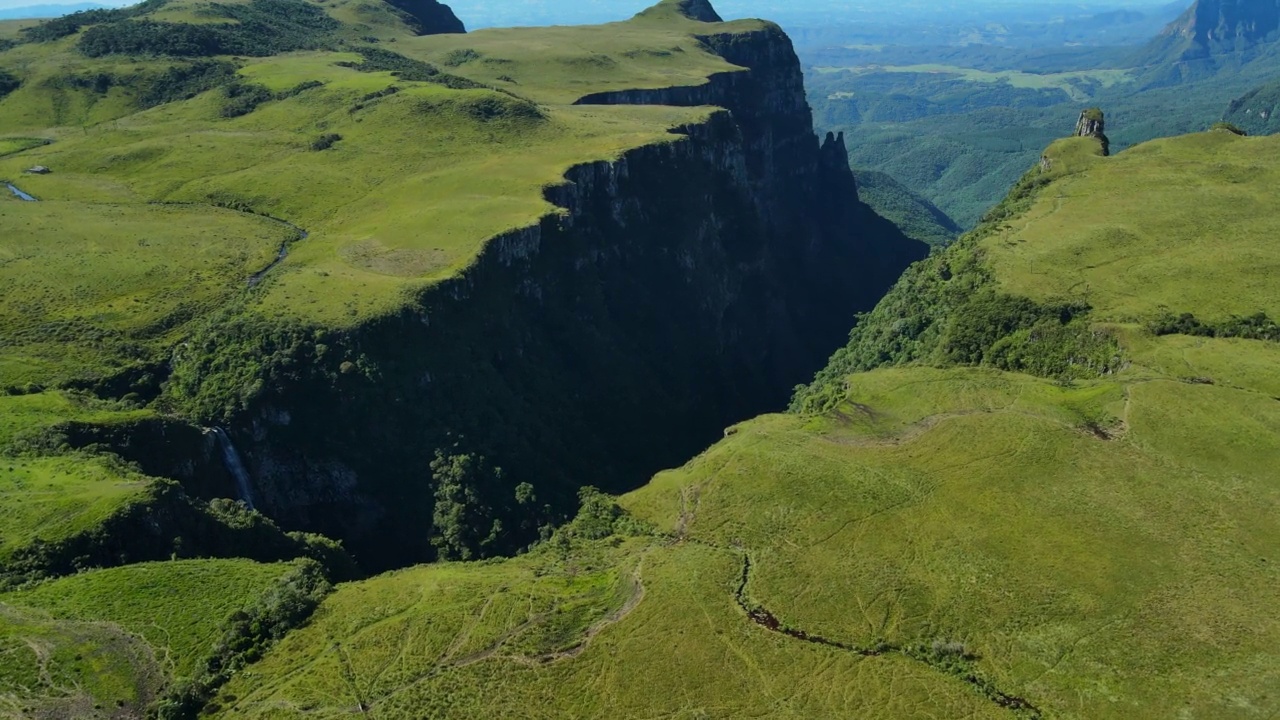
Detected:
[{"left": 75, "top": 0, "right": 339, "bottom": 58}]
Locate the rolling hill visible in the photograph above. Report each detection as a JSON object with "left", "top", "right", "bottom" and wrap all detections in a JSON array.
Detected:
[
  {"left": 1, "top": 0, "right": 1278, "bottom": 717},
  {"left": 208, "top": 117, "right": 1280, "bottom": 720},
  {"left": 0, "top": 0, "right": 922, "bottom": 575}
]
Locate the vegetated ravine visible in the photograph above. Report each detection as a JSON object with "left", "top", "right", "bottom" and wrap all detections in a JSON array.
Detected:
[{"left": 89, "top": 21, "right": 927, "bottom": 573}]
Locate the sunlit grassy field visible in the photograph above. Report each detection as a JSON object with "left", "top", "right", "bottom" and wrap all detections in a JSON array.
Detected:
[
  {"left": 985, "top": 130, "right": 1280, "bottom": 322},
  {"left": 0, "top": 559, "right": 298, "bottom": 716},
  {"left": 2, "top": 1, "right": 1278, "bottom": 717},
  {"left": 815, "top": 64, "right": 1133, "bottom": 103},
  {"left": 0, "top": 3, "right": 755, "bottom": 328},
  {"left": 216, "top": 540, "right": 1006, "bottom": 719},
  {"left": 0, "top": 201, "right": 290, "bottom": 387},
  {"left": 208, "top": 128, "right": 1280, "bottom": 719},
  {"left": 0, "top": 0, "right": 761, "bottom": 576}
]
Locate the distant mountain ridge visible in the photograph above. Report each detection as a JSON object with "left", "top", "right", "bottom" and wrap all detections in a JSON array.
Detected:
[
  {"left": 0, "top": 2, "right": 105, "bottom": 19},
  {"left": 1167, "top": 0, "right": 1280, "bottom": 56},
  {"left": 1135, "top": 0, "right": 1280, "bottom": 84}
]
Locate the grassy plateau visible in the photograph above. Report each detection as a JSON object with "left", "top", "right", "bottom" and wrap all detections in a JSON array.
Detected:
[
  {"left": 0, "top": 0, "right": 764, "bottom": 586},
  {"left": 1, "top": 0, "right": 1278, "bottom": 717},
  {"left": 207, "top": 131, "right": 1280, "bottom": 719}
]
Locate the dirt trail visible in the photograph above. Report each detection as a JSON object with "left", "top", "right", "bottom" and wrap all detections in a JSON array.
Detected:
[
  {"left": 443, "top": 555, "right": 648, "bottom": 670},
  {"left": 524, "top": 557, "right": 647, "bottom": 664}
]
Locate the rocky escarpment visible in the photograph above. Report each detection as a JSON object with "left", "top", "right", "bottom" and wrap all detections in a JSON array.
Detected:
[
  {"left": 384, "top": 0, "right": 465, "bottom": 35},
  {"left": 170, "top": 12, "right": 925, "bottom": 570},
  {"left": 1074, "top": 108, "right": 1110, "bottom": 155},
  {"left": 1134, "top": 0, "right": 1280, "bottom": 85},
  {"left": 1169, "top": 0, "right": 1280, "bottom": 56}
]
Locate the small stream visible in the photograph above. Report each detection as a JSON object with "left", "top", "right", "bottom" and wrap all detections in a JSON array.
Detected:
[
  {"left": 248, "top": 226, "right": 308, "bottom": 288},
  {"left": 5, "top": 183, "right": 36, "bottom": 201}
]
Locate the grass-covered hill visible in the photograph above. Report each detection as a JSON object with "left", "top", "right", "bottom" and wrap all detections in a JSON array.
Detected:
[
  {"left": 0, "top": 0, "right": 925, "bottom": 574},
  {"left": 208, "top": 127, "right": 1280, "bottom": 719},
  {"left": 0, "top": 1, "right": 928, "bottom": 714}
]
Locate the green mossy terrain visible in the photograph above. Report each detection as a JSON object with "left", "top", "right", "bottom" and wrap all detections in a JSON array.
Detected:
[
  {"left": 3, "top": 0, "right": 888, "bottom": 572},
  {"left": 209, "top": 130, "right": 1280, "bottom": 718},
  {"left": 1, "top": 0, "right": 924, "bottom": 571},
  {"left": 2, "top": 0, "right": 1277, "bottom": 717},
  {"left": 0, "top": 559, "right": 328, "bottom": 718}
]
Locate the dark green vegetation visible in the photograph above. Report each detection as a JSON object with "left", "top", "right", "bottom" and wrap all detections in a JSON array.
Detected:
[
  {"left": 853, "top": 169, "right": 960, "bottom": 247},
  {"left": 806, "top": 0, "right": 1280, "bottom": 226},
  {"left": 75, "top": 0, "right": 339, "bottom": 59},
  {"left": 3, "top": 0, "right": 1279, "bottom": 717},
  {"left": 1224, "top": 79, "right": 1280, "bottom": 135}
]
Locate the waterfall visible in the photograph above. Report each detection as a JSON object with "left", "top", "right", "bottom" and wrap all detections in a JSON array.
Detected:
[{"left": 211, "top": 427, "right": 257, "bottom": 510}]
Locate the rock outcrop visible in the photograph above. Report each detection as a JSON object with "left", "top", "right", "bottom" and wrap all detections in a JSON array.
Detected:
[
  {"left": 385, "top": 0, "right": 465, "bottom": 35},
  {"left": 675, "top": 0, "right": 724, "bottom": 22},
  {"left": 1075, "top": 108, "right": 1111, "bottom": 155}
]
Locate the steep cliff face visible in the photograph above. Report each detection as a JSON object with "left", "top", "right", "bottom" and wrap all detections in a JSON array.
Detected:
[
  {"left": 1135, "top": 0, "right": 1280, "bottom": 84},
  {"left": 384, "top": 0, "right": 465, "bottom": 35},
  {"left": 1172, "top": 0, "right": 1280, "bottom": 54},
  {"left": 1074, "top": 108, "right": 1111, "bottom": 155},
  {"left": 183, "top": 18, "right": 925, "bottom": 569}
]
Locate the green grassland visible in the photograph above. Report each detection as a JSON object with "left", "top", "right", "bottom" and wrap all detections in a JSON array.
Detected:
[
  {"left": 2, "top": 559, "right": 292, "bottom": 677},
  {"left": 816, "top": 64, "right": 1133, "bottom": 103},
  {"left": 211, "top": 130, "right": 1280, "bottom": 718},
  {"left": 0, "top": 201, "right": 290, "bottom": 387},
  {"left": 4, "top": 1, "right": 1279, "bottom": 717},
  {"left": 0, "top": 455, "right": 149, "bottom": 562},
  {"left": 0, "top": 392, "right": 156, "bottom": 564},
  {"left": 0, "top": 559, "right": 301, "bottom": 717},
  {"left": 0, "top": 0, "right": 763, "bottom": 578},
  {"left": 0, "top": 2, "right": 755, "bottom": 329},
  {"left": 216, "top": 539, "right": 1006, "bottom": 719},
  {"left": 985, "top": 131, "right": 1280, "bottom": 322}
]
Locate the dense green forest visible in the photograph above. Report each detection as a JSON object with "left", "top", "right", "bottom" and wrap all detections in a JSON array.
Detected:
[{"left": 803, "top": 0, "right": 1280, "bottom": 226}]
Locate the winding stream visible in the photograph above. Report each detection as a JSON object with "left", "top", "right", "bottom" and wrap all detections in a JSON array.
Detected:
[
  {"left": 5, "top": 183, "right": 36, "bottom": 201},
  {"left": 248, "top": 224, "right": 308, "bottom": 288}
]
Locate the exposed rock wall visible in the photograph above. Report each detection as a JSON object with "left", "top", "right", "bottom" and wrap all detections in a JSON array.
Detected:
[
  {"left": 187, "top": 22, "right": 926, "bottom": 570},
  {"left": 385, "top": 0, "right": 466, "bottom": 35},
  {"left": 1075, "top": 109, "right": 1110, "bottom": 155},
  {"left": 1134, "top": 0, "right": 1280, "bottom": 85}
]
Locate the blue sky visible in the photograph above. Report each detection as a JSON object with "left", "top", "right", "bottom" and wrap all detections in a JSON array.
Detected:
[
  {"left": 0, "top": 0, "right": 1182, "bottom": 18},
  {"left": 0, "top": 0, "right": 1179, "bottom": 10}
]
